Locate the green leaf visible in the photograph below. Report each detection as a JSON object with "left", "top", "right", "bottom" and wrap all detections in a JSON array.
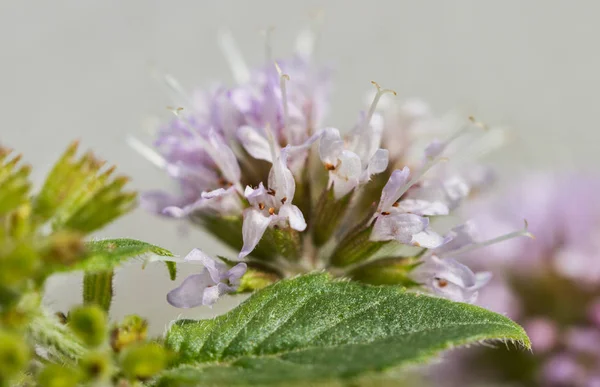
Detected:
[
  {"left": 32, "top": 141, "right": 136, "bottom": 233},
  {"left": 73, "top": 239, "right": 174, "bottom": 276},
  {"left": 83, "top": 271, "right": 114, "bottom": 312},
  {"left": 159, "top": 273, "right": 529, "bottom": 386},
  {"left": 0, "top": 148, "right": 31, "bottom": 216}
]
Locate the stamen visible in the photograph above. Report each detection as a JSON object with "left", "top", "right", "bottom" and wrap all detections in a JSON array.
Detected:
[
  {"left": 275, "top": 62, "right": 291, "bottom": 137},
  {"left": 325, "top": 163, "right": 336, "bottom": 171},
  {"left": 390, "top": 116, "right": 487, "bottom": 202},
  {"left": 436, "top": 278, "right": 449, "bottom": 288},
  {"left": 264, "top": 123, "right": 279, "bottom": 162},
  {"left": 447, "top": 219, "right": 534, "bottom": 257},
  {"left": 268, "top": 207, "right": 275, "bottom": 215},
  {"left": 364, "top": 81, "right": 397, "bottom": 131},
  {"left": 126, "top": 136, "right": 168, "bottom": 170},
  {"left": 169, "top": 107, "right": 244, "bottom": 194},
  {"left": 281, "top": 197, "right": 287, "bottom": 204},
  {"left": 295, "top": 9, "right": 325, "bottom": 61},
  {"left": 261, "top": 26, "right": 275, "bottom": 62},
  {"left": 267, "top": 188, "right": 276, "bottom": 196},
  {"left": 258, "top": 203, "right": 265, "bottom": 210},
  {"left": 217, "top": 29, "right": 250, "bottom": 84}
]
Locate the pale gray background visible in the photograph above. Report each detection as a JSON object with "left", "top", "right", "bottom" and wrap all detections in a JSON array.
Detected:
[{"left": 1, "top": 1, "right": 598, "bottom": 334}]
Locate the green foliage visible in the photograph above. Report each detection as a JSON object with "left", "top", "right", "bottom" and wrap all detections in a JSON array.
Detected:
[
  {"left": 348, "top": 257, "right": 421, "bottom": 286},
  {"left": 120, "top": 343, "right": 168, "bottom": 381},
  {"left": 68, "top": 305, "right": 107, "bottom": 348},
  {"left": 160, "top": 273, "right": 529, "bottom": 386},
  {"left": 83, "top": 271, "right": 114, "bottom": 312},
  {"left": 33, "top": 141, "right": 136, "bottom": 233},
  {"left": 80, "top": 238, "right": 175, "bottom": 276},
  {"left": 37, "top": 364, "right": 82, "bottom": 387},
  {"left": 0, "top": 149, "right": 31, "bottom": 216},
  {"left": 311, "top": 186, "right": 353, "bottom": 247},
  {"left": 329, "top": 225, "right": 389, "bottom": 267},
  {"left": 0, "top": 330, "right": 29, "bottom": 386}
]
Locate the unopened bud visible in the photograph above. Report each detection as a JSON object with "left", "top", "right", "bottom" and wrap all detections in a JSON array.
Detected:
[
  {"left": 68, "top": 305, "right": 107, "bottom": 347},
  {"left": 119, "top": 343, "right": 168, "bottom": 381}
]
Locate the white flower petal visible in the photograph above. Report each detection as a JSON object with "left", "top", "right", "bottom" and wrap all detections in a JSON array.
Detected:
[
  {"left": 268, "top": 147, "right": 296, "bottom": 201},
  {"left": 370, "top": 213, "right": 428, "bottom": 243},
  {"left": 205, "top": 282, "right": 235, "bottom": 307},
  {"left": 278, "top": 204, "right": 307, "bottom": 231},
  {"left": 239, "top": 208, "right": 272, "bottom": 259},
  {"left": 183, "top": 249, "right": 228, "bottom": 282},
  {"left": 166, "top": 270, "right": 215, "bottom": 308},
  {"left": 318, "top": 127, "right": 344, "bottom": 165},
  {"left": 206, "top": 128, "right": 241, "bottom": 184},
  {"left": 378, "top": 167, "right": 411, "bottom": 212},
  {"left": 410, "top": 227, "right": 446, "bottom": 248},
  {"left": 237, "top": 125, "right": 273, "bottom": 162},
  {"left": 394, "top": 199, "right": 449, "bottom": 216},
  {"left": 368, "top": 148, "right": 389, "bottom": 175}
]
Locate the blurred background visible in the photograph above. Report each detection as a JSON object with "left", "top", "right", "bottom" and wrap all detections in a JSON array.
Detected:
[{"left": 1, "top": 0, "right": 599, "bottom": 340}]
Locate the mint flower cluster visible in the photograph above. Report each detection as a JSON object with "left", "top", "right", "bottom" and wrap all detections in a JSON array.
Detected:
[{"left": 132, "top": 33, "right": 530, "bottom": 308}]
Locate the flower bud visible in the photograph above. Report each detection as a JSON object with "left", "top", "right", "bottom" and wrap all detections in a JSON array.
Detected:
[
  {"left": 68, "top": 305, "right": 107, "bottom": 347},
  {"left": 237, "top": 267, "right": 281, "bottom": 292},
  {"left": 348, "top": 257, "right": 420, "bottom": 286},
  {"left": 110, "top": 315, "right": 148, "bottom": 353},
  {"left": 0, "top": 330, "right": 29, "bottom": 385},
  {"left": 311, "top": 186, "right": 353, "bottom": 247},
  {"left": 79, "top": 351, "right": 112, "bottom": 382},
  {"left": 37, "top": 364, "right": 82, "bottom": 387},
  {"left": 119, "top": 343, "right": 168, "bottom": 381}
]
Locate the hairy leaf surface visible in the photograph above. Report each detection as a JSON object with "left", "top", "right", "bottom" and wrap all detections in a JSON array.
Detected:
[{"left": 159, "top": 273, "right": 529, "bottom": 386}]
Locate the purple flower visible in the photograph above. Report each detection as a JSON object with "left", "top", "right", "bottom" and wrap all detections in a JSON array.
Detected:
[
  {"left": 239, "top": 146, "right": 306, "bottom": 259},
  {"left": 370, "top": 167, "right": 446, "bottom": 248},
  {"left": 167, "top": 249, "right": 247, "bottom": 308},
  {"left": 413, "top": 255, "right": 491, "bottom": 303}
]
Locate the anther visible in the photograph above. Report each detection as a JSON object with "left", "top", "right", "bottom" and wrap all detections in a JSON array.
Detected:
[
  {"left": 325, "top": 163, "right": 336, "bottom": 171},
  {"left": 268, "top": 207, "right": 275, "bottom": 215},
  {"left": 281, "top": 197, "right": 287, "bottom": 204},
  {"left": 258, "top": 203, "right": 265, "bottom": 210},
  {"left": 267, "top": 188, "right": 276, "bottom": 196},
  {"left": 364, "top": 81, "right": 397, "bottom": 132}
]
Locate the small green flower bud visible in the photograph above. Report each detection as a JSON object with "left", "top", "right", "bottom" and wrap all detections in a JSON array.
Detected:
[
  {"left": 68, "top": 305, "right": 107, "bottom": 347},
  {"left": 348, "top": 257, "right": 420, "bottom": 286},
  {"left": 0, "top": 330, "right": 29, "bottom": 385},
  {"left": 79, "top": 351, "right": 112, "bottom": 382},
  {"left": 119, "top": 343, "right": 168, "bottom": 381},
  {"left": 37, "top": 364, "right": 81, "bottom": 387},
  {"left": 237, "top": 268, "right": 280, "bottom": 292},
  {"left": 330, "top": 226, "right": 389, "bottom": 267},
  {"left": 312, "top": 186, "right": 354, "bottom": 247},
  {"left": 110, "top": 315, "right": 148, "bottom": 352}
]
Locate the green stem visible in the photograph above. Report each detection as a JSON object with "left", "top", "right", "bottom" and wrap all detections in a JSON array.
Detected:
[{"left": 83, "top": 270, "right": 114, "bottom": 312}]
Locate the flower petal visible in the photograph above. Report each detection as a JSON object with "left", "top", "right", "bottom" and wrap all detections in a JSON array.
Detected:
[
  {"left": 206, "top": 128, "right": 241, "bottom": 184},
  {"left": 318, "top": 127, "right": 344, "bottom": 165},
  {"left": 183, "top": 249, "right": 228, "bottom": 283},
  {"left": 411, "top": 227, "right": 446, "bottom": 248},
  {"left": 278, "top": 204, "right": 307, "bottom": 231},
  {"left": 394, "top": 199, "right": 449, "bottom": 216},
  {"left": 378, "top": 167, "right": 411, "bottom": 212},
  {"left": 166, "top": 270, "right": 215, "bottom": 308},
  {"left": 268, "top": 146, "right": 296, "bottom": 202},
  {"left": 237, "top": 125, "right": 273, "bottom": 162},
  {"left": 140, "top": 191, "right": 182, "bottom": 215},
  {"left": 226, "top": 262, "right": 248, "bottom": 286},
  {"left": 239, "top": 208, "right": 272, "bottom": 259},
  {"left": 361, "top": 148, "right": 389, "bottom": 182},
  {"left": 331, "top": 150, "right": 362, "bottom": 199},
  {"left": 370, "top": 213, "right": 428, "bottom": 243}
]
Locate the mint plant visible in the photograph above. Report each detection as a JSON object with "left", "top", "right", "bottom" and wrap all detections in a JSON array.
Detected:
[{"left": 0, "top": 28, "right": 531, "bottom": 387}]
